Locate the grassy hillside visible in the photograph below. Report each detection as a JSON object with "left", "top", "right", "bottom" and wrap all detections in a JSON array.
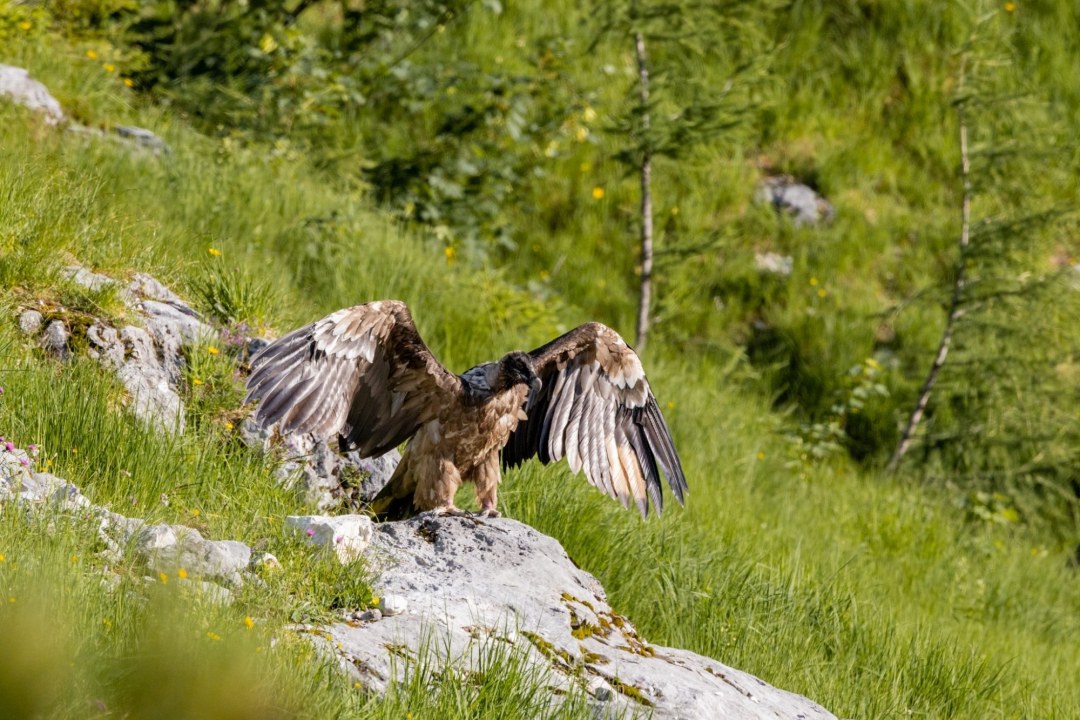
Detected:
[{"left": 1, "top": 2, "right": 1079, "bottom": 718}]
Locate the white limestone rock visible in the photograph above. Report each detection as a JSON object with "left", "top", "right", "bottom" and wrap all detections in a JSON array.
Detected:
[
  {"left": 241, "top": 417, "right": 400, "bottom": 512},
  {"left": 0, "top": 64, "right": 65, "bottom": 125},
  {"left": 315, "top": 515, "right": 839, "bottom": 720},
  {"left": 19, "top": 309, "right": 43, "bottom": 335},
  {"left": 62, "top": 265, "right": 116, "bottom": 292},
  {"left": 135, "top": 523, "right": 252, "bottom": 587},
  {"left": 285, "top": 514, "right": 374, "bottom": 564},
  {"left": 42, "top": 319, "right": 70, "bottom": 359},
  {"left": 754, "top": 251, "right": 794, "bottom": 276},
  {"left": 757, "top": 175, "right": 835, "bottom": 227}
]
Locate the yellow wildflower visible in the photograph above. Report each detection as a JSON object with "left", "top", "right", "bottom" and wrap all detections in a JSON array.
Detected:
[
  {"left": 817, "top": 288, "right": 827, "bottom": 298},
  {"left": 86, "top": 50, "right": 98, "bottom": 59},
  {"left": 103, "top": 63, "right": 115, "bottom": 73},
  {"left": 178, "top": 568, "right": 188, "bottom": 579},
  {"left": 244, "top": 616, "right": 255, "bottom": 630},
  {"left": 208, "top": 247, "right": 222, "bottom": 257},
  {"left": 371, "top": 595, "right": 381, "bottom": 607},
  {"left": 756, "top": 451, "right": 766, "bottom": 461},
  {"left": 123, "top": 78, "right": 134, "bottom": 88},
  {"left": 70, "top": 554, "right": 79, "bottom": 563},
  {"left": 582, "top": 106, "right": 597, "bottom": 123},
  {"left": 444, "top": 246, "right": 456, "bottom": 263},
  {"left": 159, "top": 572, "right": 168, "bottom": 584},
  {"left": 809, "top": 277, "right": 819, "bottom": 286},
  {"left": 192, "top": 377, "right": 204, "bottom": 386},
  {"left": 592, "top": 186, "right": 605, "bottom": 200},
  {"left": 666, "top": 401, "right": 676, "bottom": 410},
  {"left": 0, "top": 553, "right": 5, "bottom": 562},
  {"left": 1004, "top": 2, "right": 1015, "bottom": 11},
  {"left": 18, "top": 21, "right": 32, "bottom": 30},
  {"left": 207, "top": 346, "right": 220, "bottom": 355},
  {"left": 579, "top": 161, "right": 592, "bottom": 173},
  {"left": 224, "top": 422, "right": 234, "bottom": 431},
  {"left": 7, "top": 597, "right": 15, "bottom": 604},
  {"left": 191, "top": 508, "right": 201, "bottom": 518},
  {"left": 206, "top": 631, "right": 221, "bottom": 641},
  {"left": 574, "top": 126, "right": 589, "bottom": 142}
]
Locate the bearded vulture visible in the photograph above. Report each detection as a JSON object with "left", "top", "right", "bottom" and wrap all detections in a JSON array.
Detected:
[{"left": 244, "top": 300, "right": 687, "bottom": 519}]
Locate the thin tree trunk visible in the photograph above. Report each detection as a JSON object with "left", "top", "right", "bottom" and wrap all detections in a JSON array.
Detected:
[
  {"left": 887, "top": 110, "right": 972, "bottom": 473},
  {"left": 634, "top": 30, "right": 654, "bottom": 351}
]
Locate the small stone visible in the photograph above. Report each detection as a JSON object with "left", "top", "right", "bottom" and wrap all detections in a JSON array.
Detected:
[
  {"left": 19, "top": 310, "right": 43, "bottom": 335},
  {"left": 62, "top": 265, "right": 115, "bottom": 292},
  {"left": 757, "top": 175, "right": 834, "bottom": 227},
  {"left": 42, "top": 320, "right": 69, "bottom": 359},
  {"left": 250, "top": 551, "right": 282, "bottom": 573},
  {"left": 377, "top": 594, "right": 407, "bottom": 617},
  {"left": 754, "top": 252, "right": 794, "bottom": 277},
  {"left": 360, "top": 608, "right": 383, "bottom": 622},
  {"left": 113, "top": 125, "right": 170, "bottom": 155}
]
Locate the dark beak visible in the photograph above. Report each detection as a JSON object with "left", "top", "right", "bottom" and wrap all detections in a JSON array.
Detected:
[{"left": 529, "top": 375, "right": 543, "bottom": 394}]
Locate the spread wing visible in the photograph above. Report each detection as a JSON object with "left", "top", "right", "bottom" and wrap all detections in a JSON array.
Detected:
[
  {"left": 244, "top": 300, "right": 461, "bottom": 457},
  {"left": 503, "top": 322, "right": 687, "bottom": 518}
]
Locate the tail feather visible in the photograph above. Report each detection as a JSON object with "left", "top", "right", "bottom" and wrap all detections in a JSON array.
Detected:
[{"left": 367, "top": 457, "right": 418, "bottom": 521}]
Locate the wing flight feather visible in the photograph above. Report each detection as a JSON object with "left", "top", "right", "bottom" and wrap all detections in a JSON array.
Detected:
[
  {"left": 503, "top": 322, "right": 687, "bottom": 518},
  {"left": 245, "top": 300, "right": 460, "bottom": 456}
]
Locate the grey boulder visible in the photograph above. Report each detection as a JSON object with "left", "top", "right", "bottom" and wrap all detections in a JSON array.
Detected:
[
  {"left": 317, "top": 515, "right": 838, "bottom": 720},
  {"left": 757, "top": 176, "right": 834, "bottom": 227},
  {"left": 0, "top": 64, "right": 65, "bottom": 124}
]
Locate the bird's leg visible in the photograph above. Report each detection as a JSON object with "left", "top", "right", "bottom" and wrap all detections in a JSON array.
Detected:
[
  {"left": 472, "top": 453, "right": 501, "bottom": 518},
  {"left": 414, "top": 458, "right": 463, "bottom": 515}
]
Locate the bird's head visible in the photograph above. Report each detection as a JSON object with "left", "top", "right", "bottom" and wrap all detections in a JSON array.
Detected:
[{"left": 500, "top": 351, "right": 542, "bottom": 394}]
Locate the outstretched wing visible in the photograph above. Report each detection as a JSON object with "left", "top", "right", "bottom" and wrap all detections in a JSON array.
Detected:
[
  {"left": 503, "top": 323, "right": 687, "bottom": 518},
  {"left": 244, "top": 300, "right": 461, "bottom": 457}
]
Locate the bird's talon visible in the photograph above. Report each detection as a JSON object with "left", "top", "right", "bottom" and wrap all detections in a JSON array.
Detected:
[{"left": 426, "top": 506, "right": 468, "bottom": 518}]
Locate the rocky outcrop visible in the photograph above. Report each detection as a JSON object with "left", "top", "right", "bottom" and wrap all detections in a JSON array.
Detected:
[
  {"left": 314, "top": 514, "right": 838, "bottom": 720},
  {"left": 240, "top": 418, "right": 399, "bottom": 511},
  {"left": 0, "top": 63, "right": 169, "bottom": 154},
  {"left": 20, "top": 265, "right": 217, "bottom": 434}
]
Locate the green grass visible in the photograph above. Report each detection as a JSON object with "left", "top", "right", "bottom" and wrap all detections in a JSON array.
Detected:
[{"left": 1, "top": 5, "right": 1079, "bottom": 719}]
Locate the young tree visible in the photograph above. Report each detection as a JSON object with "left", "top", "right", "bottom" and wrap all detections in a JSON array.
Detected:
[
  {"left": 887, "top": 3, "right": 1080, "bottom": 521},
  {"left": 592, "top": 0, "right": 777, "bottom": 350}
]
